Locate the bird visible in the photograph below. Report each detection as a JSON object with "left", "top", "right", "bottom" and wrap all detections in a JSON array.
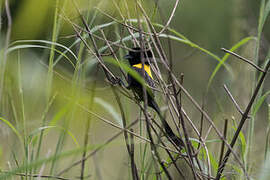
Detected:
[{"left": 124, "top": 47, "right": 184, "bottom": 149}]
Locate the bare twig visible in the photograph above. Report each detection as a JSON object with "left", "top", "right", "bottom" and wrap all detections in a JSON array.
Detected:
[
  {"left": 159, "top": 0, "right": 180, "bottom": 34},
  {"left": 174, "top": 73, "right": 248, "bottom": 179},
  {"left": 57, "top": 118, "right": 140, "bottom": 176},
  {"left": 137, "top": 4, "right": 248, "bottom": 177},
  {"left": 137, "top": 4, "right": 173, "bottom": 179},
  {"left": 149, "top": 118, "right": 186, "bottom": 179},
  {"left": 171, "top": 75, "right": 198, "bottom": 179},
  {"left": 1, "top": 171, "right": 70, "bottom": 180},
  {"left": 145, "top": 6, "right": 250, "bottom": 179},
  {"left": 100, "top": 29, "right": 127, "bottom": 79},
  {"left": 217, "top": 119, "right": 228, "bottom": 171},
  {"left": 111, "top": 86, "right": 139, "bottom": 180},
  {"left": 216, "top": 59, "right": 270, "bottom": 180},
  {"left": 72, "top": 5, "right": 123, "bottom": 86},
  {"left": 221, "top": 48, "right": 265, "bottom": 72},
  {"left": 75, "top": 101, "right": 177, "bottom": 152},
  {"left": 130, "top": 129, "right": 139, "bottom": 180},
  {"left": 223, "top": 84, "right": 250, "bottom": 117}
]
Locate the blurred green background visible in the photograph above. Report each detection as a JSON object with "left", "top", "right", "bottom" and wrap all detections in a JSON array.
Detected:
[{"left": 1, "top": 0, "right": 270, "bottom": 179}]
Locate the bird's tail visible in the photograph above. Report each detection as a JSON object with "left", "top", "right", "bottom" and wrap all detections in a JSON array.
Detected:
[{"left": 148, "top": 99, "right": 184, "bottom": 149}]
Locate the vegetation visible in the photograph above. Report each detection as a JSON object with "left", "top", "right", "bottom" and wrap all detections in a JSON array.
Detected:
[{"left": 0, "top": 0, "right": 270, "bottom": 179}]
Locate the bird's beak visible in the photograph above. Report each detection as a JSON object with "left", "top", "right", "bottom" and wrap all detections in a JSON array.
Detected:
[{"left": 124, "top": 54, "right": 132, "bottom": 59}]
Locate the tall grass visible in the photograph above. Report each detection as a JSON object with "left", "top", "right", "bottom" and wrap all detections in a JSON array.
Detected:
[{"left": 1, "top": 0, "right": 270, "bottom": 180}]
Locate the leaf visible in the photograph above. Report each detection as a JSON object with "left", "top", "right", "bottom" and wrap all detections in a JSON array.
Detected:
[
  {"left": 0, "top": 145, "right": 95, "bottom": 180},
  {"left": 94, "top": 97, "right": 123, "bottom": 128},
  {"left": 263, "top": 0, "right": 270, "bottom": 26},
  {"left": 259, "top": 153, "right": 270, "bottom": 180},
  {"left": 96, "top": 19, "right": 234, "bottom": 78},
  {"left": 207, "top": 36, "right": 256, "bottom": 90},
  {"left": 29, "top": 126, "right": 80, "bottom": 148},
  {"left": 127, "top": 19, "right": 233, "bottom": 75},
  {"left": 0, "top": 117, "right": 24, "bottom": 148},
  {"left": 7, "top": 44, "right": 75, "bottom": 68},
  {"left": 49, "top": 103, "right": 71, "bottom": 126},
  {"left": 252, "top": 90, "right": 270, "bottom": 116},
  {"left": 10, "top": 40, "right": 78, "bottom": 67},
  {"left": 209, "top": 151, "right": 218, "bottom": 173},
  {"left": 239, "top": 130, "right": 246, "bottom": 160},
  {"left": 232, "top": 126, "right": 246, "bottom": 161}
]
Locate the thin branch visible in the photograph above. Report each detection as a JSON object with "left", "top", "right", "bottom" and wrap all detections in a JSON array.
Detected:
[
  {"left": 0, "top": 171, "right": 70, "bottom": 180},
  {"left": 137, "top": 4, "right": 173, "bottom": 179},
  {"left": 94, "top": 7, "right": 151, "bottom": 36},
  {"left": 138, "top": 4, "right": 248, "bottom": 176},
  {"left": 171, "top": 74, "right": 198, "bottom": 179},
  {"left": 57, "top": 118, "right": 140, "bottom": 176},
  {"left": 60, "top": 13, "right": 134, "bottom": 52},
  {"left": 99, "top": 29, "right": 127, "bottom": 80},
  {"left": 149, "top": 118, "right": 186, "bottom": 179},
  {"left": 130, "top": 129, "right": 139, "bottom": 180},
  {"left": 173, "top": 73, "right": 248, "bottom": 179},
  {"left": 223, "top": 84, "right": 249, "bottom": 117},
  {"left": 75, "top": 101, "right": 177, "bottom": 152},
  {"left": 159, "top": 0, "right": 180, "bottom": 34},
  {"left": 111, "top": 86, "right": 139, "bottom": 180},
  {"left": 221, "top": 48, "right": 265, "bottom": 72},
  {"left": 217, "top": 119, "right": 228, "bottom": 171},
  {"left": 215, "top": 59, "right": 270, "bottom": 180},
  {"left": 73, "top": 5, "right": 123, "bottom": 86}
]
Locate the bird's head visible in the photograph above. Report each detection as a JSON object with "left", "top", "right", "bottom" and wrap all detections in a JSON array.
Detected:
[{"left": 124, "top": 47, "right": 153, "bottom": 66}]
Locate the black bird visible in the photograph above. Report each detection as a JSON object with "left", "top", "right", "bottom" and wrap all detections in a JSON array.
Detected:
[{"left": 124, "top": 47, "right": 184, "bottom": 149}]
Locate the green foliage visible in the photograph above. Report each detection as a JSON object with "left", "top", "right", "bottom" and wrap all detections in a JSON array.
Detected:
[
  {"left": 207, "top": 36, "right": 256, "bottom": 91},
  {"left": 0, "top": 117, "right": 24, "bottom": 148},
  {"left": 1, "top": 0, "right": 270, "bottom": 179}
]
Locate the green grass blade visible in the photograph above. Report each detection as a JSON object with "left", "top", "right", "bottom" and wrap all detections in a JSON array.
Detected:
[
  {"left": 7, "top": 44, "right": 75, "bottom": 68},
  {"left": 49, "top": 103, "right": 71, "bottom": 126},
  {"left": 0, "top": 145, "right": 95, "bottom": 180},
  {"left": 124, "top": 19, "right": 233, "bottom": 74},
  {"left": 252, "top": 91, "right": 270, "bottom": 116},
  {"left": 93, "top": 18, "right": 233, "bottom": 77},
  {"left": 265, "top": 105, "right": 270, "bottom": 160},
  {"left": 255, "top": 0, "right": 265, "bottom": 66},
  {"left": 207, "top": 36, "right": 255, "bottom": 90},
  {"left": 0, "top": 117, "right": 24, "bottom": 148},
  {"left": 47, "top": 0, "right": 60, "bottom": 100},
  {"left": 10, "top": 40, "right": 78, "bottom": 66},
  {"left": 30, "top": 126, "right": 80, "bottom": 148},
  {"left": 94, "top": 97, "right": 123, "bottom": 128},
  {"left": 259, "top": 153, "right": 270, "bottom": 180},
  {"left": 263, "top": 0, "right": 270, "bottom": 26},
  {"left": 239, "top": 130, "right": 247, "bottom": 161}
]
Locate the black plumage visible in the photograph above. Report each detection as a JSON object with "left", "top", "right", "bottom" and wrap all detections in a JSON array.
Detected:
[{"left": 124, "top": 47, "right": 184, "bottom": 149}]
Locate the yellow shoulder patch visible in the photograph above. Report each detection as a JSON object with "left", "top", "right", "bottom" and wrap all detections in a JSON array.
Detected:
[{"left": 132, "top": 63, "right": 153, "bottom": 79}]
